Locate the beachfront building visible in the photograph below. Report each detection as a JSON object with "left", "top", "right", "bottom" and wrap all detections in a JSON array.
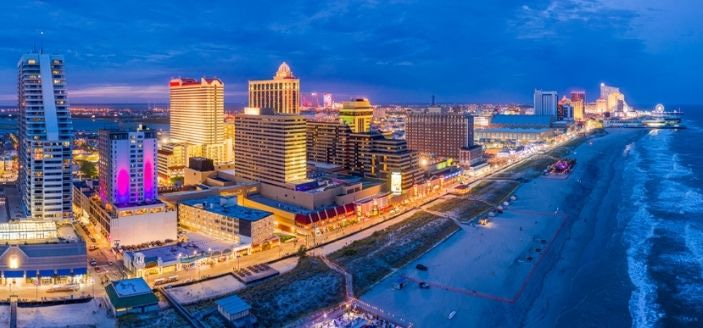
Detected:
[
  {"left": 306, "top": 120, "right": 421, "bottom": 192},
  {"left": 105, "top": 278, "right": 159, "bottom": 317},
  {"left": 248, "top": 62, "right": 300, "bottom": 114},
  {"left": 0, "top": 220, "right": 87, "bottom": 285},
  {"left": 216, "top": 294, "right": 257, "bottom": 327},
  {"left": 533, "top": 89, "right": 558, "bottom": 118},
  {"left": 17, "top": 53, "right": 74, "bottom": 221},
  {"left": 406, "top": 110, "right": 476, "bottom": 159},
  {"left": 178, "top": 196, "right": 275, "bottom": 247},
  {"left": 474, "top": 115, "right": 562, "bottom": 147},
  {"left": 234, "top": 107, "right": 308, "bottom": 189}
]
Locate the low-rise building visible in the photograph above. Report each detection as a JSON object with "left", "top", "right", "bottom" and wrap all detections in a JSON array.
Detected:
[
  {"left": 105, "top": 278, "right": 159, "bottom": 317},
  {"left": 0, "top": 221, "right": 87, "bottom": 285},
  {"left": 216, "top": 294, "right": 257, "bottom": 327},
  {"left": 178, "top": 196, "right": 275, "bottom": 246}
]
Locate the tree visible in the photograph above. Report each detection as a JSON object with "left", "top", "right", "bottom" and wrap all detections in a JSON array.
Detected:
[{"left": 78, "top": 160, "right": 98, "bottom": 179}]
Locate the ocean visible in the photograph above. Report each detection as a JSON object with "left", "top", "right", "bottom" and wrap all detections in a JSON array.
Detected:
[
  {"left": 526, "top": 107, "right": 703, "bottom": 328},
  {"left": 621, "top": 107, "right": 703, "bottom": 327}
]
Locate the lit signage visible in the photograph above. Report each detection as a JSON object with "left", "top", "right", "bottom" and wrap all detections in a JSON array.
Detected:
[{"left": 391, "top": 172, "right": 402, "bottom": 195}]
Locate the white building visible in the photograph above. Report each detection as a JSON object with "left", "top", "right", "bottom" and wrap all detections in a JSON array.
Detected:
[
  {"left": 18, "top": 53, "right": 74, "bottom": 221},
  {"left": 533, "top": 89, "right": 558, "bottom": 118}
]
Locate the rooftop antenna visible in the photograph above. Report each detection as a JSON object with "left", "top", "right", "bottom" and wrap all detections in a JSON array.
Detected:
[{"left": 39, "top": 31, "right": 44, "bottom": 54}]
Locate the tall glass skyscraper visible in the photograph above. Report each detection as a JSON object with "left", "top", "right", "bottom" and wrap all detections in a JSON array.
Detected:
[{"left": 17, "top": 53, "right": 74, "bottom": 220}]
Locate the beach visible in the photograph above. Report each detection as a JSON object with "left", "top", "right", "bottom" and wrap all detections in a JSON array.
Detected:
[{"left": 362, "top": 129, "right": 646, "bottom": 327}]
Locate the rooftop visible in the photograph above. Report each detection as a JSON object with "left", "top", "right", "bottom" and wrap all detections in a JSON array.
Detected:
[
  {"left": 476, "top": 127, "right": 555, "bottom": 134},
  {"left": 247, "top": 194, "right": 313, "bottom": 214},
  {"left": 216, "top": 294, "right": 251, "bottom": 315},
  {"left": 106, "top": 278, "right": 158, "bottom": 309},
  {"left": 113, "top": 278, "right": 152, "bottom": 297},
  {"left": 491, "top": 114, "right": 552, "bottom": 126},
  {"left": 181, "top": 196, "right": 272, "bottom": 222}
]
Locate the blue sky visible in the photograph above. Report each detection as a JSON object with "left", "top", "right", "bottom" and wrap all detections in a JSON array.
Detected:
[{"left": 0, "top": 0, "right": 701, "bottom": 106}]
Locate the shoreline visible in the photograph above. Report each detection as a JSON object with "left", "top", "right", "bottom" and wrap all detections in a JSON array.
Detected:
[{"left": 360, "top": 129, "right": 642, "bottom": 327}]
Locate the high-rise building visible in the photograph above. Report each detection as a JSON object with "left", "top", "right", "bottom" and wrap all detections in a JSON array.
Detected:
[
  {"left": 306, "top": 120, "right": 352, "bottom": 168},
  {"left": 306, "top": 119, "right": 421, "bottom": 191},
  {"left": 98, "top": 126, "right": 157, "bottom": 206},
  {"left": 339, "top": 98, "right": 374, "bottom": 133},
  {"left": 17, "top": 53, "right": 74, "bottom": 220},
  {"left": 348, "top": 132, "right": 420, "bottom": 191},
  {"left": 169, "top": 77, "right": 224, "bottom": 145},
  {"left": 248, "top": 62, "right": 300, "bottom": 114},
  {"left": 234, "top": 108, "right": 307, "bottom": 188},
  {"left": 406, "top": 111, "right": 474, "bottom": 159},
  {"left": 75, "top": 126, "right": 176, "bottom": 246},
  {"left": 533, "top": 90, "right": 558, "bottom": 117},
  {"left": 600, "top": 83, "right": 627, "bottom": 113},
  {"left": 570, "top": 91, "right": 586, "bottom": 121}
]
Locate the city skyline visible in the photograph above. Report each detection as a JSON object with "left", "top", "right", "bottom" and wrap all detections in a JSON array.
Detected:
[{"left": 0, "top": 1, "right": 701, "bottom": 106}]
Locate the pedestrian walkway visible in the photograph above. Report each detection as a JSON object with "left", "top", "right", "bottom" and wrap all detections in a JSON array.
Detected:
[
  {"left": 159, "top": 287, "right": 202, "bottom": 328},
  {"left": 9, "top": 295, "right": 17, "bottom": 328}
]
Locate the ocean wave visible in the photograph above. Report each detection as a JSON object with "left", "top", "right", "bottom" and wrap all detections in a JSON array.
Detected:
[
  {"left": 684, "top": 223, "right": 703, "bottom": 280},
  {"left": 655, "top": 180, "right": 703, "bottom": 214},
  {"left": 622, "top": 144, "right": 663, "bottom": 327}
]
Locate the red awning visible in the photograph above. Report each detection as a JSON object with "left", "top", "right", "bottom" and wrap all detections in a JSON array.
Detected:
[
  {"left": 310, "top": 212, "right": 320, "bottom": 223},
  {"left": 344, "top": 203, "right": 355, "bottom": 213},
  {"left": 325, "top": 208, "right": 337, "bottom": 219},
  {"left": 319, "top": 210, "right": 328, "bottom": 220},
  {"left": 335, "top": 205, "right": 345, "bottom": 216},
  {"left": 295, "top": 214, "right": 311, "bottom": 225}
]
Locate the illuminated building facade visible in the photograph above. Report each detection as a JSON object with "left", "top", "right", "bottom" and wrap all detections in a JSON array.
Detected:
[
  {"left": 570, "top": 91, "right": 586, "bottom": 121},
  {"left": 533, "top": 89, "right": 558, "bottom": 118},
  {"left": 17, "top": 53, "right": 74, "bottom": 221},
  {"left": 98, "top": 126, "right": 157, "bottom": 205},
  {"left": 348, "top": 132, "right": 420, "bottom": 191},
  {"left": 234, "top": 108, "right": 307, "bottom": 188},
  {"left": 306, "top": 120, "right": 352, "bottom": 168},
  {"left": 167, "top": 77, "right": 227, "bottom": 166},
  {"left": 406, "top": 111, "right": 475, "bottom": 159},
  {"left": 248, "top": 62, "right": 300, "bottom": 114},
  {"left": 339, "top": 98, "right": 374, "bottom": 133},
  {"left": 178, "top": 196, "right": 275, "bottom": 246},
  {"left": 169, "top": 77, "right": 224, "bottom": 145}
]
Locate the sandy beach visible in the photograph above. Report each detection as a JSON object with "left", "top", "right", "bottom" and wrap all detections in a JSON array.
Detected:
[{"left": 361, "top": 129, "right": 645, "bottom": 327}]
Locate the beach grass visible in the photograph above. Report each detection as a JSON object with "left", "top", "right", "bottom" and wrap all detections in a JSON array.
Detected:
[
  {"left": 330, "top": 211, "right": 460, "bottom": 295},
  {"left": 118, "top": 307, "right": 191, "bottom": 328},
  {"left": 185, "top": 257, "right": 345, "bottom": 327}
]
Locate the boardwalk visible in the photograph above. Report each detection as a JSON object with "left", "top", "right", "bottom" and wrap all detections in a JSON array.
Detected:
[{"left": 159, "top": 287, "right": 203, "bottom": 328}]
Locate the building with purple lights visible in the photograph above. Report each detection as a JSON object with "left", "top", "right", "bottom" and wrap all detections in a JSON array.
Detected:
[
  {"left": 73, "top": 126, "right": 176, "bottom": 247},
  {"left": 98, "top": 126, "right": 157, "bottom": 205}
]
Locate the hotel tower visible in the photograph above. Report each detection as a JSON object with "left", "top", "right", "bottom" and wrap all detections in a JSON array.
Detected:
[
  {"left": 248, "top": 62, "right": 300, "bottom": 114},
  {"left": 234, "top": 108, "right": 307, "bottom": 188},
  {"left": 17, "top": 53, "right": 74, "bottom": 220},
  {"left": 98, "top": 126, "right": 158, "bottom": 206},
  {"left": 167, "top": 77, "right": 226, "bottom": 164}
]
